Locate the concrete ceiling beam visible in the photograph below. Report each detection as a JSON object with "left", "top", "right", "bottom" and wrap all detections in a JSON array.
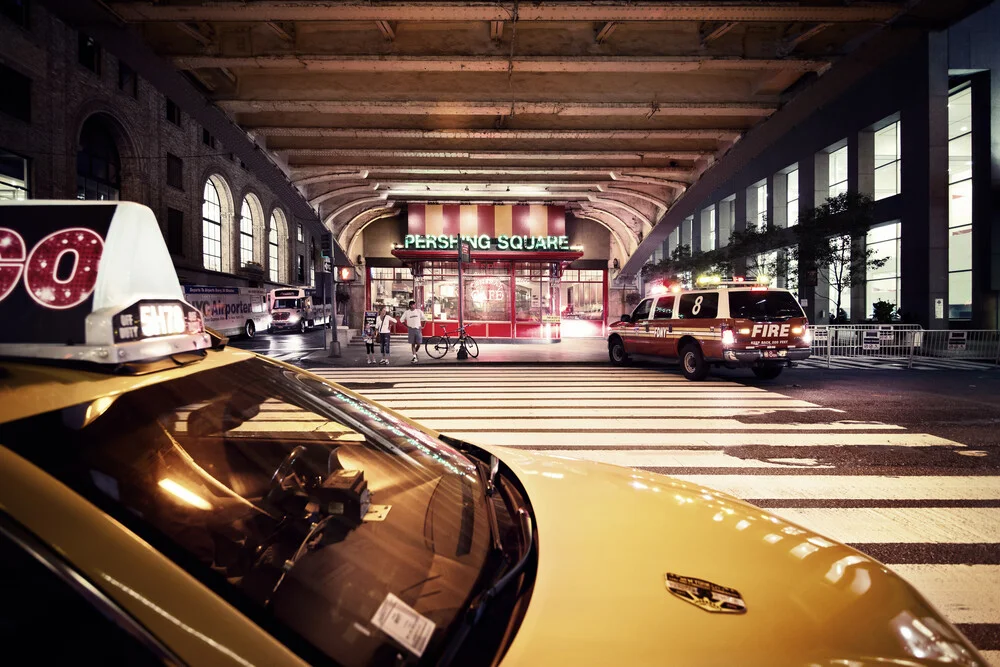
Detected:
[
  {"left": 603, "top": 186, "right": 670, "bottom": 212},
  {"left": 609, "top": 172, "right": 690, "bottom": 190},
  {"left": 110, "top": 2, "right": 904, "bottom": 23},
  {"left": 175, "top": 21, "right": 213, "bottom": 46},
  {"left": 779, "top": 23, "right": 833, "bottom": 56},
  {"left": 585, "top": 196, "right": 654, "bottom": 230},
  {"left": 247, "top": 127, "right": 742, "bottom": 141},
  {"left": 265, "top": 21, "right": 295, "bottom": 42},
  {"left": 595, "top": 21, "right": 619, "bottom": 44},
  {"left": 217, "top": 100, "right": 776, "bottom": 117},
  {"left": 291, "top": 165, "right": 694, "bottom": 180},
  {"left": 309, "top": 183, "right": 380, "bottom": 207},
  {"left": 326, "top": 195, "right": 391, "bottom": 224},
  {"left": 375, "top": 20, "right": 397, "bottom": 41},
  {"left": 375, "top": 179, "right": 606, "bottom": 189},
  {"left": 700, "top": 21, "right": 737, "bottom": 47},
  {"left": 281, "top": 148, "right": 711, "bottom": 161},
  {"left": 289, "top": 170, "right": 369, "bottom": 186},
  {"left": 381, "top": 190, "right": 595, "bottom": 200},
  {"left": 173, "top": 54, "right": 831, "bottom": 73}
]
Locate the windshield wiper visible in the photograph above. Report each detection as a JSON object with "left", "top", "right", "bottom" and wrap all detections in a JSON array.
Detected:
[
  {"left": 475, "top": 458, "right": 504, "bottom": 554},
  {"left": 437, "top": 507, "right": 534, "bottom": 667}
]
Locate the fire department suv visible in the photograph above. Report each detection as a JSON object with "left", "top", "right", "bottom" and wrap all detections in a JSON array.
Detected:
[{"left": 608, "top": 281, "right": 812, "bottom": 380}]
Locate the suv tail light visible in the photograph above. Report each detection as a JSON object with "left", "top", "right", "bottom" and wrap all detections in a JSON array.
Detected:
[{"left": 721, "top": 328, "right": 735, "bottom": 346}]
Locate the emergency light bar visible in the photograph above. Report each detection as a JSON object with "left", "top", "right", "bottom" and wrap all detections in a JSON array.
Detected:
[
  {"left": 696, "top": 274, "right": 772, "bottom": 288},
  {"left": 0, "top": 201, "right": 210, "bottom": 364}
]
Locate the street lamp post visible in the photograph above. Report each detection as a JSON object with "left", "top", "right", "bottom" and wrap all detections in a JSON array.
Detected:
[{"left": 457, "top": 239, "right": 471, "bottom": 360}]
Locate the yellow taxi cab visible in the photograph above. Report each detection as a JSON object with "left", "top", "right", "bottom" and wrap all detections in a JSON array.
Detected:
[
  {"left": 608, "top": 277, "right": 813, "bottom": 380},
  {"left": 0, "top": 202, "right": 985, "bottom": 666}
]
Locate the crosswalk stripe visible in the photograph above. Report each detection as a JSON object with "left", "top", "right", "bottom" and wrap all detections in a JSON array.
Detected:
[
  {"left": 890, "top": 565, "right": 1000, "bottom": 625},
  {"left": 980, "top": 650, "right": 999, "bottom": 666},
  {"left": 669, "top": 476, "right": 1000, "bottom": 500},
  {"left": 405, "top": 404, "right": 821, "bottom": 419},
  {"left": 356, "top": 388, "right": 773, "bottom": 397},
  {"left": 452, "top": 431, "right": 954, "bottom": 447},
  {"left": 376, "top": 397, "right": 811, "bottom": 408},
  {"left": 417, "top": 412, "right": 846, "bottom": 430},
  {"left": 539, "top": 450, "right": 825, "bottom": 469},
  {"left": 768, "top": 507, "right": 1000, "bottom": 544}
]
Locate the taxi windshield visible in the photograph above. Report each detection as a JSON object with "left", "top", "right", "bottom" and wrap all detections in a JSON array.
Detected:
[
  {"left": 2, "top": 357, "right": 491, "bottom": 667},
  {"left": 273, "top": 298, "right": 302, "bottom": 310},
  {"left": 728, "top": 290, "right": 805, "bottom": 321}
]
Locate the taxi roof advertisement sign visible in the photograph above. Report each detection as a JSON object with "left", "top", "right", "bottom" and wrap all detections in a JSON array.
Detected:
[{"left": 0, "top": 204, "right": 115, "bottom": 345}]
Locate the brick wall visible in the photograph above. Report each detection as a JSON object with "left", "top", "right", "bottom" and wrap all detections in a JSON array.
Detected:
[{"left": 0, "top": 3, "right": 317, "bottom": 289}]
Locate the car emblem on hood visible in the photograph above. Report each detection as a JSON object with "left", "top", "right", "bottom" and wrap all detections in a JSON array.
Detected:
[{"left": 665, "top": 573, "right": 746, "bottom": 614}]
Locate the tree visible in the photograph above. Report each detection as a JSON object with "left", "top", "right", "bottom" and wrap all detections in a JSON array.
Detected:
[{"left": 790, "top": 193, "right": 887, "bottom": 322}]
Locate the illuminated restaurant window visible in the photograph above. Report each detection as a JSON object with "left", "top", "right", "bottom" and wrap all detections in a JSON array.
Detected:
[
  {"left": 371, "top": 266, "right": 414, "bottom": 314},
  {"left": 201, "top": 179, "right": 222, "bottom": 272},
  {"left": 560, "top": 270, "right": 604, "bottom": 322},
  {"left": 515, "top": 264, "right": 558, "bottom": 323}
]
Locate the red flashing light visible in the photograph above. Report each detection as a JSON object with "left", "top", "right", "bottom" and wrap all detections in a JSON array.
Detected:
[{"left": 734, "top": 276, "right": 745, "bottom": 282}]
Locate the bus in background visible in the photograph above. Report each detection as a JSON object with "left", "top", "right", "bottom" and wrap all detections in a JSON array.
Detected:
[
  {"left": 269, "top": 288, "right": 331, "bottom": 333},
  {"left": 182, "top": 286, "right": 271, "bottom": 339}
]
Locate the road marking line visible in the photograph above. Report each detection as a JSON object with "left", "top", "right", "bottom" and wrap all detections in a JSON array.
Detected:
[
  {"left": 668, "top": 476, "right": 1000, "bottom": 500},
  {"left": 402, "top": 403, "right": 819, "bottom": 418},
  {"left": 447, "top": 430, "right": 948, "bottom": 446},
  {"left": 889, "top": 565, "right": 1000, "bottom": 625},
  {"left": 537, "top": 450, "right": 826, "bottom": 469},
  {"left": 768, "top": 508, "right": 1000, "bottom": 544}
]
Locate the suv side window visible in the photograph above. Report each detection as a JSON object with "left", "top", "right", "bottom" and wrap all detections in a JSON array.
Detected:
[
  {"left": 677, "top": 292, "right": 719, "bottom": 319},
  {"left": 653, "top": 296, "right": 674, "bottom": 319},
  {"left": 631, "top": 298, "right": 653, "bottom": 321},
  {"left": 0, "top": 519, "right": 170, "bottom": 665}
]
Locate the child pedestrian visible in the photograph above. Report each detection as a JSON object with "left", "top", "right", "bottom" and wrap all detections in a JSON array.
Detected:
[
  {"left": 363, "top": 316, "right": 377, "bottom": 365},
  {"left": 376, "top": 305, "right": 396, "bottom": 365}
]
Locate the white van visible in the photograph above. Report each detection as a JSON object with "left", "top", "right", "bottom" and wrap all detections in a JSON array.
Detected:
[
  {"left": 182, "top": 286, "right": 271, "bottom": 339},
  {"left": 268, "top": 288, "right": 331, "bottom": 333}
]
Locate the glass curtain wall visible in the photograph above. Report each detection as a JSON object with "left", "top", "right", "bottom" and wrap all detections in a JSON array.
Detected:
[
  {"left": 874, "top": 121, "right": 901, "bottom": 200},
  {"left": 866, "top": 222, "right": 902, "bottom": 318},
  {"left": 948, "top": 87, "right": 973, "bottom": 320},
  {"left": 829, "top": 146, "right": 848, "bottom": 197},
  {"left": 786, "top": 168, "right": 798, "bottom": 226}
]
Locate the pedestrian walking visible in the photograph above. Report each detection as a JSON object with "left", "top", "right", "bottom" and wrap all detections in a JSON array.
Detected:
[
  {"left": 375, "top": 305, "right": 396, "bottom": 365},
  {"left": 362, "top": 316, "right": 377, "bottom": 365},
  {"left": 400, "top": 299, "right": 425, "bottom": 363}
]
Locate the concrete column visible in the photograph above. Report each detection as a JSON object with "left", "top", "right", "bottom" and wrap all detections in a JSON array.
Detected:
[
  {"left": 765, "top": 175, "right": 777, "bottom": 229},
  {"left": 852, "top": 129, "right": 875, "bottom": 319},
  {"left": 814, "top": 151, "right": 831, "bottom": 205},
  {"left": 972, "top": 71, "right": 998, "bottom": 328},
  {"left": 796, "top": 153, "right": 830, "bottom": 322},
  {"left": 718, "top": 198, "right": 734, "bottom": 246},
  {"left": 733, "top": 188, "right": 748, "bottom": 277},
  {"left": 900, "top": 31, "right": 949, "bottom": 328},
  {"left": 680, "top": 216, "right": 693, "bottom": 252},
  {"left": 857, "top": 129, "right": 876, "bottom": 198}
]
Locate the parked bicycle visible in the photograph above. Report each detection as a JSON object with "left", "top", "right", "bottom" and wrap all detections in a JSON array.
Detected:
[{"left": 424, "top": 326, "right": 480, "bottom": 359}]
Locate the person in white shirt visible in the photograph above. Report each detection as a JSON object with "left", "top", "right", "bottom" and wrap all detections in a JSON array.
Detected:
[
  {"left": 400, "top": 300, "right": 426, "bottom": 363},
  {"left": 375, "top": 305, "right": 396, "bottom": 365}
]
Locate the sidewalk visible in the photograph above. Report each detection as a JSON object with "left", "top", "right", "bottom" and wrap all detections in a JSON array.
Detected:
[{"left": 302, "top": 336, "right": 610, "bottom": 367}]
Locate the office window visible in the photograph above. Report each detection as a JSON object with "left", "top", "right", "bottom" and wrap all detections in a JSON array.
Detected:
[
  {"left": 166, "top": 98, "right": 181, "bottom": 126},
  {"left": 202, "top": 180, "right": 222, "bottom": 272},
  {"left": 786, "top": 168, "right": 799, "bottom": 227},
  {"left": 166, "top": 207, "right": 183, "bottom": 256},
  {"left": 948, "top": 87, "right": 973, "bottom": 320},
  {"left": 2, "top": 0, "right": 29, "bottom": 27},
  {"left": 78, "top": 33, "right": 101, "bottom": 74},
  {"left": 874, "top": 121, "right": 901, "bottom": 200},
  {"left": 166, "top": 153, "right": 183, "bottom": 190},
  {"left": 866, "top": 221, "right": 901, "bottom": 317},
  {"left": 297, "top": 254, "right": 305, "bottom": 283},
  {"left": 829, "top": 146, "right": 848, "bottom": 197},
  {"left": 756, "top": 182, "right": 767, "bottom": 228},
  {"left": 296, "top": 223, "right": 303, "bottom": 242},
  {"left": 239, "top": 196, "right": 255, "bottom": 267},
  {"left": 0, "top": 63, "right": 30, "bottom": 123},
  {"left": 309, "top": 238, "right": 316, "bottom": 287},
  {"left": 0, "top": 149, "right": 29, "bottom": 200},
  {"left": 202, "top": 128, "right": 216, "bottom": 148},
  {"left": 117, "top": 61, "right": 137, "bottom": 97}
]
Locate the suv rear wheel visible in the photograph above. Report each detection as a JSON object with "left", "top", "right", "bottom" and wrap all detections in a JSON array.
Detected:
[
  {"left": 752, "top": 366, "right": 783, "bottom": 380},
  {"left": 680, "top": 344, "right": 708, "bottom": 381},
  {"left": 608, "top": 337, "right": 630, "bottom": 366}
]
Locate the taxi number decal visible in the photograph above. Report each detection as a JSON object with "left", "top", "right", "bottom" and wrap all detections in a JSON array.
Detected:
[{"left": 0, "top": 226, "right": 104, "bottom": 310}]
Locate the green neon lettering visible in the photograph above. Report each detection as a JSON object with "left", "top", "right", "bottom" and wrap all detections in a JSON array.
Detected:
[
  {"left": 497, "top": 235, "right": 509, "bottom": 250},
  {"left": 511, "top": 235, "right": 524, "bottom": 250},
  {"left": 404, "top": 234, "right": 416, "bottom": 248},
  {"left": 558, "top": 235, "right": 570, "bottom": 251}
]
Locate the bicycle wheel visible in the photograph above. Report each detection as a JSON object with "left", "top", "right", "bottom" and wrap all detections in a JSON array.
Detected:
[
  {"left": 424, "top": 335, "right": 450, "bottom": 359},
  {"left": 463, "top": 335, "right": 480, "bottom": 358}
]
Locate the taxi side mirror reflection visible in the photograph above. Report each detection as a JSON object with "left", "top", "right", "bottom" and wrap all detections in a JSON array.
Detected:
[{"left": 619, "top": 314, "right": 631, "bottom": 323}]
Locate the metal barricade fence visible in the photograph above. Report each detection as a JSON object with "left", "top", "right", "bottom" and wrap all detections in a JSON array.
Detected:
[{"left": 810, "top": 325, "right": 1000, "bottom": 368}]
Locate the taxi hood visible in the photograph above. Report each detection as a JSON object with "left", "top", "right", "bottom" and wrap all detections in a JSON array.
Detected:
[{"left": 489, "top": 447, "right": 982, "bottom": 667}]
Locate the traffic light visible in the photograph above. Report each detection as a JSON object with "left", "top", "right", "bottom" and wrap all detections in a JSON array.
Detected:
[{"left": 337, "top": 266, "right": 356, "bottom": 282}]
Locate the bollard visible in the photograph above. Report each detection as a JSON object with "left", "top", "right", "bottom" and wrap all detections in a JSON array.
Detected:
[{"left": 327, "top": 325, "right": 341, "bottom": 358}]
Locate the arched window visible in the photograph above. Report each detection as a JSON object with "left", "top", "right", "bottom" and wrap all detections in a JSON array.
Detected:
[
  {"left": 269, "top": 209, "right": 288, "bottom": 283},
  {"left": 268, "top": 227, "right": 279, "bottom": 282},
  {"left": 202, "top": 180, "right": 222, "bottom": 272},
  {"left": 76, "top": 115, "right": 121, "bottom": 201},
  {"left": 239, "top": 197, "right": 255, "bottom": 267}
]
